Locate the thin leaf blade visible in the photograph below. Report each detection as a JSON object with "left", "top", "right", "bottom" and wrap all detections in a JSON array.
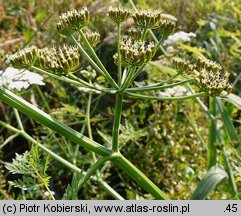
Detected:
[{"left": 191, "top": 166, "right": 228, "bottom": 200}]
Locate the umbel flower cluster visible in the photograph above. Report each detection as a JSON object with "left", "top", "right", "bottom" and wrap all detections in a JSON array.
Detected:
[
  {"left": 56, "top": 7, "right": 89, "bottom": 35},
  {"left": 7, "top": 44, "right": 80, "bottom": 75},
  {"left": 6, "top": 6, "right": 231, "bottom": 97},
  {"left": 196, "top": 57, "right": 231, "bottom": 96},
  {"left": 108, "top": 7, "right": 176, "bottom": 35},
  {"left": 173, "top": 57, "right": 231, "bottom": 96},
  {"left": 119, "top": 38, "right": 156, "bottom": 66},
  {"left": 78, "top": 31, "right": 100, "bottom": 47},
  {"left": 108, "top": 7, "right": 131, "bottom": 23},
  {"left": 7, "top": 45, "right": 38, "bottom": 69},
  {"left": 38, "top": 45, "right": 80, "bottom": 74},
  {"left": 172, "top": 57, "right": 195, "bottom": 75}
]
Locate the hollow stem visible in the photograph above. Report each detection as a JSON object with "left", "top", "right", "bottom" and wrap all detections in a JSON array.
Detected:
[
  {"left": 117, "top": 23, "right": 122, "bottom": 86},
  {"left": 112, "top": 93, "right": 123, "bottom": 152},
  {"left": 113, "top": 154, "right": 169, "bottom": 199}
]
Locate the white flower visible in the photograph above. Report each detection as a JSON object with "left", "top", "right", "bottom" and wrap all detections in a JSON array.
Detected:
[
  {"left": 159, "top": 86, "right": 191, "bottom": 97},
  {"left": 163, "top": 31, "right": 196, "bottom": 46},
  {"left": 0, "top": 67, "right": 45, "bottom": 91}
]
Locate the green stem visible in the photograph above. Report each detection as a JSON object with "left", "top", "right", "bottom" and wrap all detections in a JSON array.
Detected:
[
  {"left": 149, "top": 30, "right": 168, "bottom": 56},
  {"left": 207, "top": 97, "right": 217, "bottom": 170},
  {"left": 130, "top": 64, "right": 146, "bottom": 83},
  {"left": 35, "top": 85, "right": 51, "bottom": 112},
  {"left": 127, "top": 79, "right": 194, "bottom": 92},
  {"left": 79, "top": 156, "right": 112, "bottom": 187},
  {"left": 141, "top": 28, "right": 148, "bottom": 41},
  {"left": 85, "top": 86, "right": 98, "bottom": 175},
  {"left": 112, "top": 93, "right": 123, "bottom": 152},
  {"left": 0, "top": 87, "right": 112, "bottom": 156},
  {"left": 0, "top": 133, "right": 20, "bottom": 149},
  {"left": 86, "top": 88, "right": 93, "bottom": 140},
  {"left": 69, "top": 73, "right": 116, "bottom": 94},
  {"left": 117, "top": 23, "right": 122, "bottom": 86},
  {"left": 70, "top": 35, "right": 117, "bottom": 89},
  {"left": 126, "top": 91, "right": 206, "bottom": 101},
  {"left": 0, "top": 87, "right": 169, "bottom": 199},
  {"left": 120, "top": 67, "right": 136, "bottom": 91},
  {"left": 31, "top": 66, "right": 114, "bottom": 94},
  {"left": 114, "top": 154, "right": 169, "bottom": 200},
  {"left": 77, "top": 31, "right": 118, "bottom": 89},
  {"left": 147, "top": 72, "right": 182, "bottom": 87},
  {"left": 186, "top": 84, "right": 216, "bottom": 120},
  {"left": 35, "top": 168, "right": 55, "bottom": 200},
  {"left": 155, "top": 35, "right": 167, "bottom": 51},
  {"left": 98, "top": 180, "right": 124, "bottom": 200},
  {"left": 13, "top": 108, "right": 24, "bottom": 131}
]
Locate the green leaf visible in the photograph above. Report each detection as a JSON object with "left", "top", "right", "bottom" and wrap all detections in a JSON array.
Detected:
[
  {"left": 191, "top": 166, "right": 228, "bottom": 200},
  {"left": 8, "top": 176, "right": 38, "bottom": 191},
  {"left": 64, "top": 170, "right": 85, "bottom": 200},
  {"left": 5, "top": 151, "right": 32, "bottom": 175},
  {"left": 216, "top": 99, "right": 240, "bottom": 142},
  {"left": 222, "top": 93, "right": 241, "bottom": 110}
]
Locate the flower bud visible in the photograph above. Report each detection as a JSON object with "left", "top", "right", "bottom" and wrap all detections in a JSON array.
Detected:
[
  {"left": 7, "top": 45, "right": 38, "bottom": 69},
  {"left": 172, "top": 57, "right": 194, "bottom": 74},
  {"left": 159, "top": 19, "right": 176, "bottom": 36},
  {"left": 79, "top": 31, "right": 100, "bottom": 47},
  {"left": 128, "top": 27, "right": 141, "bottom": 39},
  {"left": 38, "top": 45, "right": 80, "bottom": 75},
  {"left": 108, "top": 7, "right": 131, "bottom": 23},
  {"left": 195, "top": 57, "right": 230, "bottom": 96},
  {"left": 132, "top": 9, "right": 162, "bottom": 29},
  {"left": 56, "top": 7, "right": 90, "bottom": 35},
  {"left": 119, "top": 38, "right": 156, "bottom": 66},
  {"left": 81, "top": 66, "right": 96, "bottom": 80}
]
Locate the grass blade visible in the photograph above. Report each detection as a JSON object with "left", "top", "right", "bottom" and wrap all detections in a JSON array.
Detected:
[
  {"left": 216, "top": 99, "right": 240, "bottom": 142},
  {"left": 191, "top": 166, "right": 228, "bottom": 200}
]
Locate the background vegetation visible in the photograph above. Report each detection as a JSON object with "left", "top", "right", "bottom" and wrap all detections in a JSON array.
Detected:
[{"left": 0, "top": 0, "right": 240, "bottom": 199}]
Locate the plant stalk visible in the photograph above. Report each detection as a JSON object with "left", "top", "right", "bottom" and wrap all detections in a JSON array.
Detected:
[
  {"left": 117, "top": 23, "right": 122, "bottom": 86},
  {"left": 126, "top": 91, "right": 206, "bottom": 101},
  {"left": 113, "top": 154, "right": 169, "bottom": 200},
  {"left": 127, "top": 79, "right": 194, "bottom": 92},
  {"left": 112, "top": 93, "right": 123, "bottom": 152},
  {"left": 78, "top": 30, "right": 118, "bottom": 89}
]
